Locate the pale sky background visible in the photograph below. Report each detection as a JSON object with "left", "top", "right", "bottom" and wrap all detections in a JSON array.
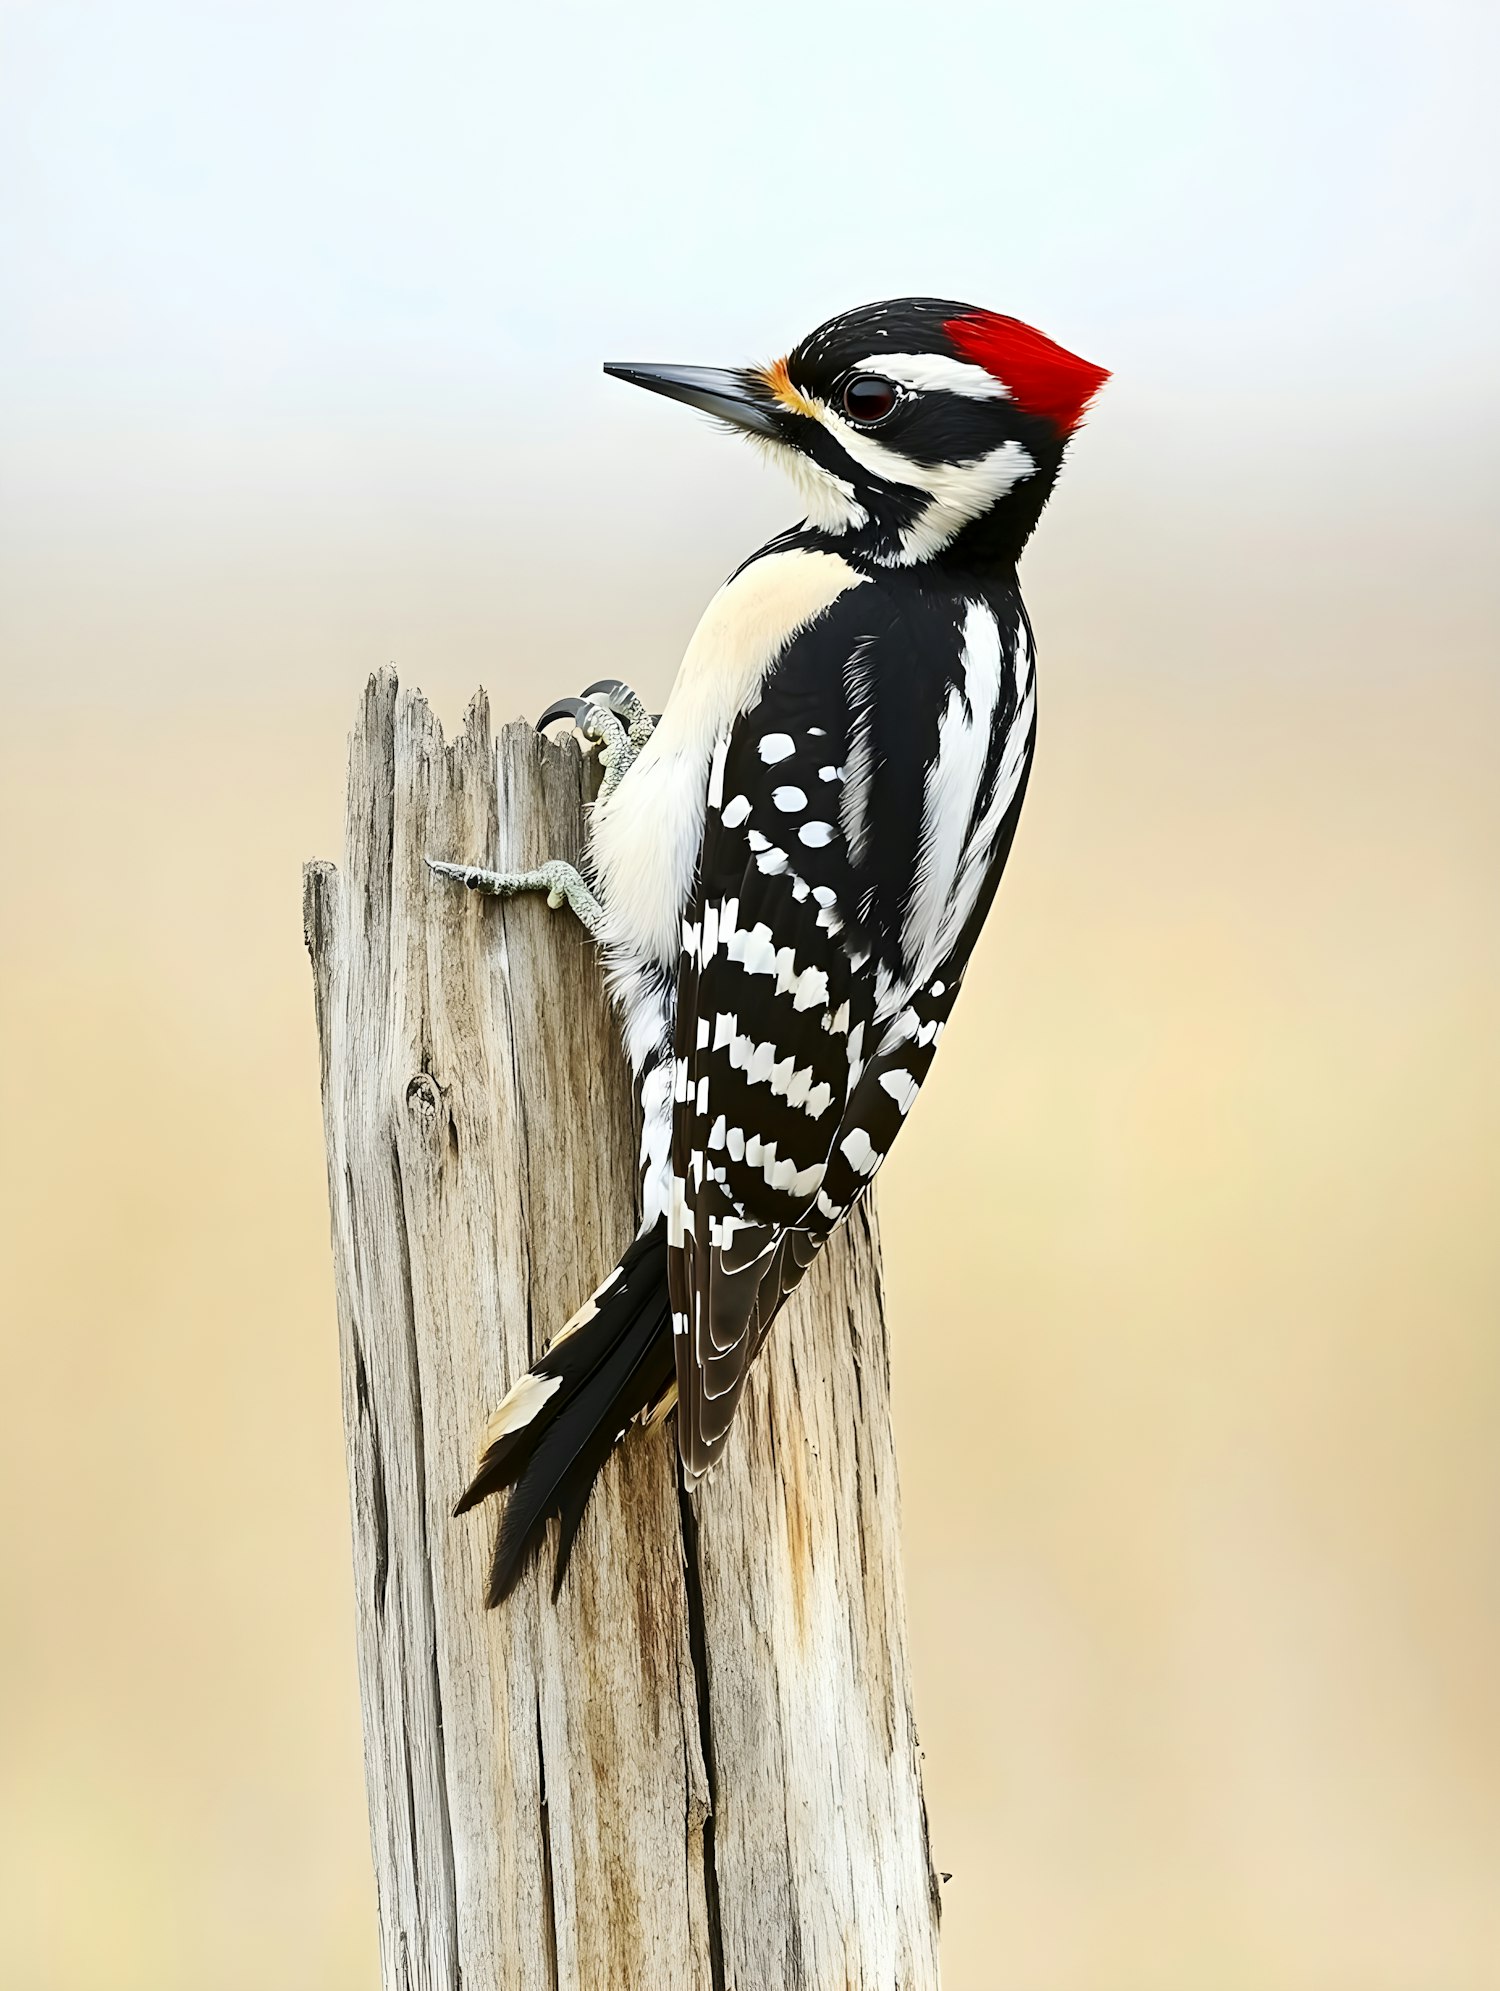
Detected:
[
  {"left": 4, "top": 0, "right": 1498, "bottom": 719},
  {"left": 2, "top": 6, "right": 1498, "bottom": 1991}
]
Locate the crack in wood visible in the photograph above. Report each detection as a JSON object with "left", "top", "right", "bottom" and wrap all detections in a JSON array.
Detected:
[
  {"left": 676, "top": 1477, "right": 728, "bottom": 1991},
  {"left": 536, "top": 1698, "right": 561, "bottom": 1991},
  {"left": 390, "top": 1131, "right": 461, "bottom": 1989}
]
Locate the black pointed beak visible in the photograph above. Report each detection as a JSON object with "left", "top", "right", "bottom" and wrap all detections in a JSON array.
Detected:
[{"left": 603, "top": 362, "right": 783, "bottom": 439}]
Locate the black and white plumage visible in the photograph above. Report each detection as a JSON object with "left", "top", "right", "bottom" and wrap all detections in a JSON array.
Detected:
[{"left": 452, "top": 297, "right": 1107, "bottom": 1602}]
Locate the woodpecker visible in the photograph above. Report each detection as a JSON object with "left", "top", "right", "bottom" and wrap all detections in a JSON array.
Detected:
[{"left": 431, "top": 296, "right": 1107, "bottom": 1605}]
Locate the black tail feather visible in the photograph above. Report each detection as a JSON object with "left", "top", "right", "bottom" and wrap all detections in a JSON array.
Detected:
[{"left": 456, "top": 1220, "right": 673, "bottom": 1605}]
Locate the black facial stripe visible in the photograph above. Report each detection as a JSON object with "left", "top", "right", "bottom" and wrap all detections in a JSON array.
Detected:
[
  {"left": 834, "top": 388, "right": 1019, "bottom": 470},
  {"left": 796, "top": 422, "right": 929, "bottom": 533}
]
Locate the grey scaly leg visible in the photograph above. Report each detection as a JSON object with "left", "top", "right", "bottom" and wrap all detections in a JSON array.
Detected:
[
  {"left": 425, "top": 856, "right": 607, "bottom": 939},
  {"left": 425, "top": 680, "right": 656, "bottom": 934}
]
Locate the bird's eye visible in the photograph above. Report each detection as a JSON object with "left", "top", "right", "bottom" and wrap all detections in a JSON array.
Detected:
[{"left": 842, "top": 375, "right": 899, "bottom": 424}]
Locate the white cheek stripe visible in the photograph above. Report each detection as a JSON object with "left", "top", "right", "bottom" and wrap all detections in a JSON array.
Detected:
[
  {"left": 850, "top": 351, "right": 1010, "bottom": 401},
  {"left": 812, "top": 407, "right": 1036, "bottom": 564},
  {"left": 893, "top": 441, "right": 1036, "bottom": 564}
]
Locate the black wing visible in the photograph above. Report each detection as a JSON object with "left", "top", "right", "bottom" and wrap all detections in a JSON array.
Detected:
[{"left": 668, "top": 573, "right": 1037, "bottom": 1476}]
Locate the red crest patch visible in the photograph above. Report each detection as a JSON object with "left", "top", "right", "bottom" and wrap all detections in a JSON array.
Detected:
[{"left": 944, "top": 312, "right": 1109, "bottom": 433}]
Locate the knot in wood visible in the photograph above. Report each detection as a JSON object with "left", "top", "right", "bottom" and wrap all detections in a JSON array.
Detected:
[{"left": 404, "top": 1071, "right": 444, "bottom": 1119}]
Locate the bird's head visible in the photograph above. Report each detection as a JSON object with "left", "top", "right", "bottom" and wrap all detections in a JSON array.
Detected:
[{"left": 606, "top": 296, "right": 1108, "bottom": 570}]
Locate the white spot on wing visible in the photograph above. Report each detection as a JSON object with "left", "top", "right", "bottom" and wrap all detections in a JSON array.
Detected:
[
  {"left": 759, "top": 733, "right": 795, "bottom": 765},
  {"left": 732, "top": 922, "right": 778, "bottom": 977},
  {"left": 879, "top": 1067, "right": 921, "bottom": 1115},
  {"left": 839, "top": 1127, "right": 882, "bottom": 1177},
  {"left": 668, "top": 1173, "right": 694, "bottom": 1246},
  {"left": 791, "top": 965, "right": 829, "bottom": 1012}
]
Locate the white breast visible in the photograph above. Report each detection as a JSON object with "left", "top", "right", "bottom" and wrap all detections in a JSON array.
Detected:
[{"left": 590, "top": 546, "right": 865, "bottom": 971}]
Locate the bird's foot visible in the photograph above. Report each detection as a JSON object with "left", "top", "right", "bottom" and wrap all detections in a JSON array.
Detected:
[
  {"left": 539, "top": 678, "right": 658, "bottom": 803},
  {"left": 425, "top": 856, "right": 607, "bottom": 940},
  {"left": 426, "top": 682, "right": 655, "bottom": 933}
]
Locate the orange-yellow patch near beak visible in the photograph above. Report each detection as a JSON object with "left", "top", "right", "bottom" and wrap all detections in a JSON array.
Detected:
[{"left": 759, "top": 356, "right": 821, "bottom": 421}]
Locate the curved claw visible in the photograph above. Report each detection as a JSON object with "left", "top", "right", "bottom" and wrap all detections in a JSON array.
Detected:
[
  {"left": 536, "top": 695, "right": 591, "bottom": 733},
  {"left": 580, "top": 678, "right": 637, "bottom": 712},
  {"left": 581, "top": 678, "right": 656, "bottom": 754}
]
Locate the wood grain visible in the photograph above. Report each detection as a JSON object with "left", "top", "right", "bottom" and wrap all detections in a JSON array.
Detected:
[{"left": 305, "top": 670, "right": 941, "bottom": 1989}]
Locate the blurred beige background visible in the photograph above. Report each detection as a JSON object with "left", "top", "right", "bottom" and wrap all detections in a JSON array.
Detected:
[{"left": 2, "top": 3, "right": 1498, "bottom": 1988}]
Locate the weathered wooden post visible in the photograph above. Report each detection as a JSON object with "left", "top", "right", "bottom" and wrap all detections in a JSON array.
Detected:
[{"left": 305, "top": 669, "right": 941, "bottom": 1990}]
